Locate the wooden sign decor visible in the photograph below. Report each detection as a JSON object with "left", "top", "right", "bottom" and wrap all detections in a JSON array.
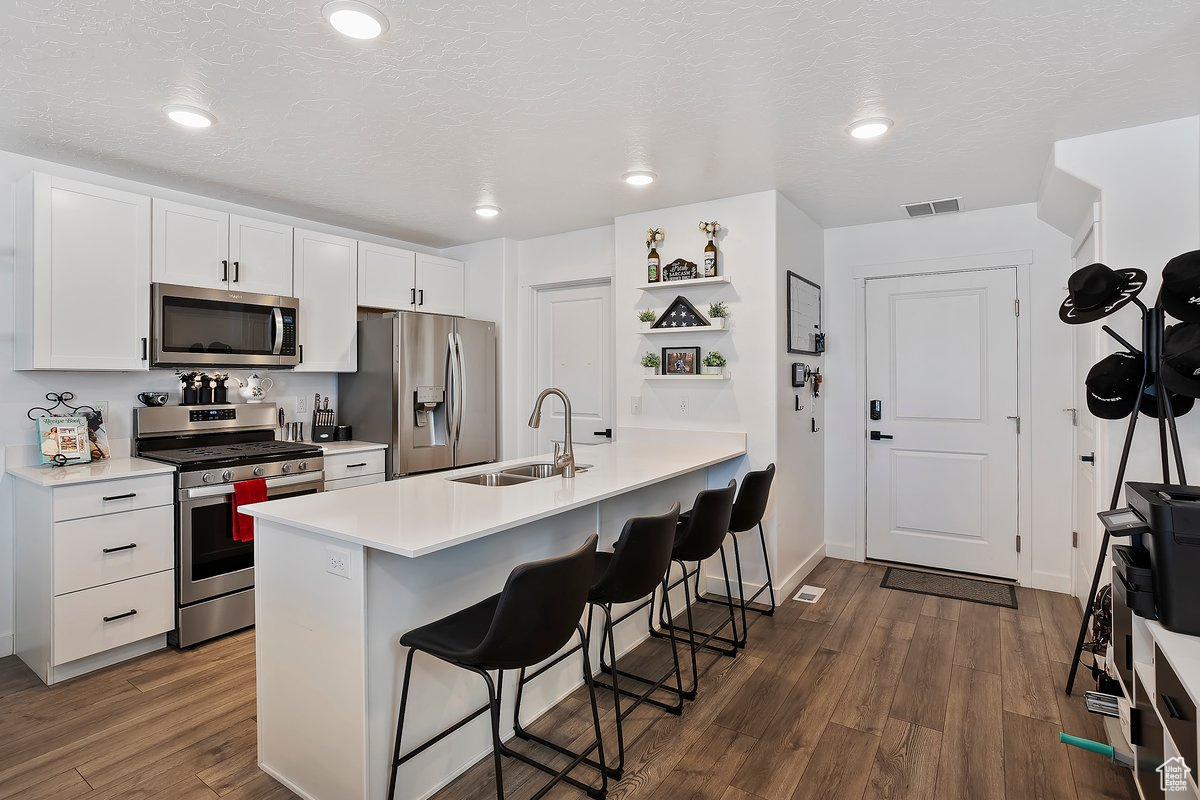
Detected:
[
  {"left": 652, "top": 296, "right": 711, "bottom": 329},
  {"left": 662, "top": 258, "right": 699, "bottom": 282}
]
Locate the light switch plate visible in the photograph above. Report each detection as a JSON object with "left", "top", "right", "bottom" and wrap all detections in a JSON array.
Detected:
[{"left": 630, "top": 395, "right": 642, "bottom": 415}]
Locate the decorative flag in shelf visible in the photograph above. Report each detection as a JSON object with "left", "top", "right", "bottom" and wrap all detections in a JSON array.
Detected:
[{"left": 652, "top": 296, "right": 711, "bottom": 329}]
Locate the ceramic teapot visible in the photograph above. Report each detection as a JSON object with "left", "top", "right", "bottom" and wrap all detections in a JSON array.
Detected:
[{"left": 232, "top": 374, "right": 274, "bottom": 403}]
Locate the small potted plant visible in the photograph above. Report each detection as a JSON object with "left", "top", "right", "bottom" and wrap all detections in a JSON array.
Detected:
[
  {"left": 641, "top": 352, "right": 660, "bottom": 376},
  {"left": 638, "top": 309, "right": 656, "bottom": 330},
  {"left": 707, "top": 301, "right": 729, "bottom": 329},
  {"left": 702, "top": 351, "right": 727, "bottom": 377}
]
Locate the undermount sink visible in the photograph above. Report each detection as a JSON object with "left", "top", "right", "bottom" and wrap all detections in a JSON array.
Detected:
[{"left": 449, "top": 462, "right": 593, "bottom": 486}]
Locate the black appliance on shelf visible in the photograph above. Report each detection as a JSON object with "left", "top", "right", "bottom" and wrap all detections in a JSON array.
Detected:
[{"left": 134, "top": 403, "right": 324, "bottom": 647}]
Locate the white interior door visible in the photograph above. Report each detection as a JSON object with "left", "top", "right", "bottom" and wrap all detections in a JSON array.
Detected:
[
  {"left": 865, "top": 268, "right": 1020, "bottom": 578},
  {"left": 532, "top": 282, "right": 613, "bottom": 454},
  {"left": 1072, "top": 226, "right": 1103, "bottom": 609}
]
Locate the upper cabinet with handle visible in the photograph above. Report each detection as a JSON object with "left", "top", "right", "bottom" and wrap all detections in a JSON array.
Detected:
[
  {"left": 415, "top": 253, "right": 465, "bottom": 317},
  {"left": 293, "top": 228, "right": 358, "bottom": 372},
  {"left": 357, "top": 246, "right": 464, "bottom": 316},
  {"left": 15, "top": 174, "right": 152, "bottom": 371},
  {"left": 152, "top": 200, "right": 293, "bottom": 297}
]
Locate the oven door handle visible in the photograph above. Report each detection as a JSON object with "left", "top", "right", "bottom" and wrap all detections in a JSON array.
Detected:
[
  {"left": 271, "top": 307, "right": 284, "bottom": 356},
  {"left": 182, "top": 471, "right": 324, "bottom": 500}
]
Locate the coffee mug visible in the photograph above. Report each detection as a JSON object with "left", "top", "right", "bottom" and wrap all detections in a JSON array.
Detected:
[{"left": 138, "top": 391, "right": 169, "bottom": 407}]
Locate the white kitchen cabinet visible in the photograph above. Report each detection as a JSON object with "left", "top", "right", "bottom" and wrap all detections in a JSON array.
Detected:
[
  {"left": 357, "top": 241, "right": 416, "bottom": 310},
  {"left": 151, "top": 199, "right": 230, "bottom": 290},
  {"left": 294, "top": 228, "right": 358, "bottom": 372},
  {"left": 15, "top": 174, "right": 152, "bottom": 371},
  {"left": 415, "top": 253, "right": 465, "bottom": 316},
  {"left": 229, "top": 214, "right": 294, "bottom": 296},
  {"left": 153, "top": 200, "right": 293, "bottom": 296}
]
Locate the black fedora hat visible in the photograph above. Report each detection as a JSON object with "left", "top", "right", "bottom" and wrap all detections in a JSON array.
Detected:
[
  {"left": 1161, "top": 250, "right": 1200, "bottom": 322},
  {"left": 1160, "top": 322, "right": 1200, "bottom": 398},
  {"left": 1059, "top": 263, "right": 1146, "bottom": 324},
  {"left": 1085, "top": 351, "right": 1143, "bottom": 419}
]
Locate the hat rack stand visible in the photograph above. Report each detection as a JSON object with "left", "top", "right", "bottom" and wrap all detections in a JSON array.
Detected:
[{"left": 1064, "top": 290, "right": 1187, "bottom": 695}]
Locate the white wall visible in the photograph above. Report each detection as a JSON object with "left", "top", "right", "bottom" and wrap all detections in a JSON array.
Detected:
[
  {"left": 0, "top": 150, "right": 440, "bottom": 655},
  {"left": 1052, "top": 117, "right": 1200, "bottom": 501},
  {"left": 823, "top": 203, "right": 1074, "bottom": 590}
]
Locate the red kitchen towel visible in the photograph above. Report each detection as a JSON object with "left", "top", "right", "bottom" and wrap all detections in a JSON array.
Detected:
[{"left": 231, "top": 479, "right": 268, "bottom": 542}]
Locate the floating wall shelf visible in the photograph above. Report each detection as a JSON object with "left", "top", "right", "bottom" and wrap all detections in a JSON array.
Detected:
[
  {"left": 637, "top": 275, "right": 730, "bottom": 291},
  {"left": 643, "top": 374, "right": 729, "bottom": 381},
  {"left": 639, "top": 326, "right": 728, "bottom": 335}
]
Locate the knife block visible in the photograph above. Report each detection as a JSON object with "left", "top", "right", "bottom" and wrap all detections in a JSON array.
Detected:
[{"left": 311, "top": 412, "right": 336, "bottom": 443}]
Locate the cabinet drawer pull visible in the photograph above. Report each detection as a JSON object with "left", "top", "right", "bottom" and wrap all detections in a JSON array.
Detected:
[
  {"left": 102, "top": 543, "right": 138, "bottom": 554},
  {"left": 103, "top": 609, "right": 138, "bottom": 623},
  {"left": 101, "top": 493, "right": 137, "bottom": 502},
  {"left": 346, "top": 462, "right": 368, "bottom": 469},
  {"left": 1162, "top": 694, "right": 1187, "bottom": 720}
]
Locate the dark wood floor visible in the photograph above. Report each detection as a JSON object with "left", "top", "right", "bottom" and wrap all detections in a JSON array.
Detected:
[{"left": 0, "top": 558, "right": 1135, "bottom": 800}]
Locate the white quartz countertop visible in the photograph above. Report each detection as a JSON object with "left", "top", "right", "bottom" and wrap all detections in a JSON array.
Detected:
[
  {"left": 318, "top": 440, "right": 388, "bottom": 456},
  {"left": 6, "top": 457, "right": 176, "bottom": 487},
  {"left": 243, "top": 430, "right": 745, "bottom": 557}
]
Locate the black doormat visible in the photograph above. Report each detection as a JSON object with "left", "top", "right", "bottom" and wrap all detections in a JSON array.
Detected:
[{"left": 880, "top": 567, "right": 1018, "bottom": 609}]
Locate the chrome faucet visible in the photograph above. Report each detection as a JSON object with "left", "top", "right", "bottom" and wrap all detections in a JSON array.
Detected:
[{"left": 528, "top": 387, "right": 575, "bottom": 478}]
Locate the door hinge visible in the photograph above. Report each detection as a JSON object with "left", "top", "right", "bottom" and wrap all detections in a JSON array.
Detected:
[
  {"left": 1072, "top": 530, "right": 1079, "bottom": 548},
  {"left": 1007, "top": 415, "right": 1021, "bottom": 434},
  {"left": 1016, "top": 534, "right": 1022, "bottom": 553},
  {"left": 1014, "top": 299, "right": 1020, "bottom": 317}
]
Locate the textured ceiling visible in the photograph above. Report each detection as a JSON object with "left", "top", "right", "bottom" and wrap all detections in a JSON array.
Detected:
[{"left": 1, "top": 1, "right": 1198, "bottom": 247}]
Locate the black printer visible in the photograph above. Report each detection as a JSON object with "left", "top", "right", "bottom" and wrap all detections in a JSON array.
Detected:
[{"left": 1112, "top": 482, "right": 1200, "bottom": 636}]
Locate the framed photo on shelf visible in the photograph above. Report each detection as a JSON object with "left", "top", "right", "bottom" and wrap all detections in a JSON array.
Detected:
[
  {"left": 661, "top": 346, "right": 700, "bottom": 376},
  {"left": 786, "top": 270, "right": 823, "bottom": 355}
]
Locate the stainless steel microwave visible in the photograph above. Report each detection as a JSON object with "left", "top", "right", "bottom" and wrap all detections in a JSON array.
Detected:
[{"left": 151, "top": 283, "right": 299, "bottom": 368}]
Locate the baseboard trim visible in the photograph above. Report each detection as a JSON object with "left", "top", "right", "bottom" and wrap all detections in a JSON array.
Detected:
[
  {"left": 0, "top": 633, "right": 12, "bottom": 658},
  {"left": 823, "top": 542, "right": 857, "bottom": 560},
  {"left": 1032, "top": 570, "right": 1072, "bottom": 594}
]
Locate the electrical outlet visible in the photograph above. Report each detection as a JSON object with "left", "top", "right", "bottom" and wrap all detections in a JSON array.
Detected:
[
  {"left": 296, "top": 396, "right": 307, "bottom": 415},
  {"left": 630, "top": 395, "right": 642, "bottom": 415},
  {"left": 679, "top": 395, "right": 689, "bottom": 415},
  {"left": 325, "top": 546, "right": 351, "bottom": 579}
]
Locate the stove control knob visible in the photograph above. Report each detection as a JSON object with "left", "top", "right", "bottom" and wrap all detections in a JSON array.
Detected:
[
  {"left": 201, "top": 472, "right": 214, "bottom": 484},
  {"left": 222, "top": 470, "right": 234, "bottom": 482},
  {"left": 253, "top": 466, "right": 265, "bottom": 477},
  {"left": 281, "top": 463, "right": 293, "bottom": 474},
  {"left": 298, "top": 461, "right": 309, "bottom": 472}
]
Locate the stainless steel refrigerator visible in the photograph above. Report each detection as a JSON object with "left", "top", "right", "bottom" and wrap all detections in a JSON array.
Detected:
[{"left": 339, "top": 314, "right": 497, "bottom": 478}]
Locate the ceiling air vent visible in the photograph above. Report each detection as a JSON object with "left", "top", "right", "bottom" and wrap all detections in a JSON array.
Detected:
[{"left": 903, "top": 197, "right": 962, "bottom": 218}]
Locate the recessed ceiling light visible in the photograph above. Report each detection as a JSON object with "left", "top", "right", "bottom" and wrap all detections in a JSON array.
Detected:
[
  {"left": 322, "top": 0, "right": 389, "bottom": 39},
  {"left": 847, "top": 117, "right": 892, "bottom": 139},
  {"left": 163, "top": 104, "right": 216, "bottom": 129},
  {"left": 474, "top": 204, "right": 500, "bottom": 218},
  {"left": 622, "top": 170, "right": 657, "bottom": 186}
]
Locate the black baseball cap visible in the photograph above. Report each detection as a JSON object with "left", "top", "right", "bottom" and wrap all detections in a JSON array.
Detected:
[
  {"left": 1137, "top": 382, "right": 1194, "bottom": 419},
  {"left": 1085, "top": 351, "right": 1143, "bottom": 419},
  {"left": 1059, "top": 263, "right": 1146, "bottom": 325},
  {"left": 1161, "top": 251, "right": 1200, "bottom": 322},
  {"left": 1160, "top": 322, "right": 1200, "bottom": 398}
]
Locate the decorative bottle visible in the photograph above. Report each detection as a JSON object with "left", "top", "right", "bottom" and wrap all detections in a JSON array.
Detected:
[
  {"left": 647, "top": 244, "right": 660, "bottom": 283},
  {"left": 703, "top": 237, "right": 718, "bottom": 277}
]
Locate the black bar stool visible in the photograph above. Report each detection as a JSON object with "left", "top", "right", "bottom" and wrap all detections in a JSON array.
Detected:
[
  {"left": 386, "top": 535, "right": 607, "bottom": 800},
  {"left": 515, "top": 502, "right": 685, "bottom": 779},
  {"left": 650, "top": 481, "right": 738, "bottom": 696},
  {"left": 692, "top": 463, "right": 777, "bottom": 646}
]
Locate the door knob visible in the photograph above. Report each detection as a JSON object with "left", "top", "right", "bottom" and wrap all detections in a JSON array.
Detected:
[
  {"left": 593, "top": 428, "right": 612, "bottom": 439},
  {"left": 869, "top": 431, "right": 893, "bottom": 441}
]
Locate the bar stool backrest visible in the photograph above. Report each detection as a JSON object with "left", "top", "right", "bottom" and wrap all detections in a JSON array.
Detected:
[
  {"left": 472, "top": 534, "right": 599, "bottom": 669},
  {"left": 728, "top": 463, "right": 776, "bottom": 534},
  {"left": 672, "top": 481, "right": 737, "bottom": 563},
  {"left": 591, "top": 502, "right": 681, "bottom": 605}
]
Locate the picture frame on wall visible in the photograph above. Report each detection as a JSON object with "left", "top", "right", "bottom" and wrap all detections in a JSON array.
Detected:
[
  {"left": 787, "top": 270, "right": 823, "bottom": 355},
  {"left": 662, "top": 346, "right": 700, "bottom": 376}
]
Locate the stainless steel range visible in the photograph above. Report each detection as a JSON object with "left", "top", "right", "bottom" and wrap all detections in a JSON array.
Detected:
[{"left": 134, "top": 404, "right": 324, "bottom": 647}]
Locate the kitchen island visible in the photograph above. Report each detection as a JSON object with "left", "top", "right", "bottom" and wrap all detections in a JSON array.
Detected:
[{"left": 242, "top": 428, "right": 746, "bottom": 800}]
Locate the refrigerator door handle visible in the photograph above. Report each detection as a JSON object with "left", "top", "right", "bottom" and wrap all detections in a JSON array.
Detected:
[
  {"left": 447, "top": 332, "right": 461, "bottom": 449},
  {"left": 454, "top": 332, "right": 466, "bottom": 449}
]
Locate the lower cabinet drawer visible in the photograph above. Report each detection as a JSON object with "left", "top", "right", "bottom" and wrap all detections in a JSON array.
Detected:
[
  {"left": 54, "top": 506, "right": 174, "bottom": 595},
  {"left": 1155, "top": 644, "right": 1198, "bottom": 773},
  {"left": 53, "top": 475, "right": 173, "bottom": 521},
  {"left": 324, "top": 473, "right": 385, "bottom": 492},
  {"left": 324, "top": 450, "right": 385, "bottom": 481},
  {"left": 53, "top": 571, "right": 173, "bottom": 666}
]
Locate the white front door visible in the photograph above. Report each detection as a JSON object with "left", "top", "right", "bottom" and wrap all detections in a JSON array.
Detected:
[
  {"left": 1072, "top": 225, "right": 1104, "bottom": 609},
  {"left": 532, "top": 281, "right": 614, "bottom": 454},
  {"left": 865, "top": 268, "right": 1020, "bottom": 578}
]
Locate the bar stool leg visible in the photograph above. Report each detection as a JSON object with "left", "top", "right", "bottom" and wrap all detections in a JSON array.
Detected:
[
  {"left": 387, "top": 648, "right": 417, "bottom": 800},
  {"left": 757, "top": 521, "right": 778, "bottom": 615},
  {"left": 599, "top": 604, "right": 624, "bottom": 777},
  {"left": 717, "top": 544, "right": 742, "bottom": 649},
  {"left": 481, "top": 668, "right": 506, "bottom": 799}
]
